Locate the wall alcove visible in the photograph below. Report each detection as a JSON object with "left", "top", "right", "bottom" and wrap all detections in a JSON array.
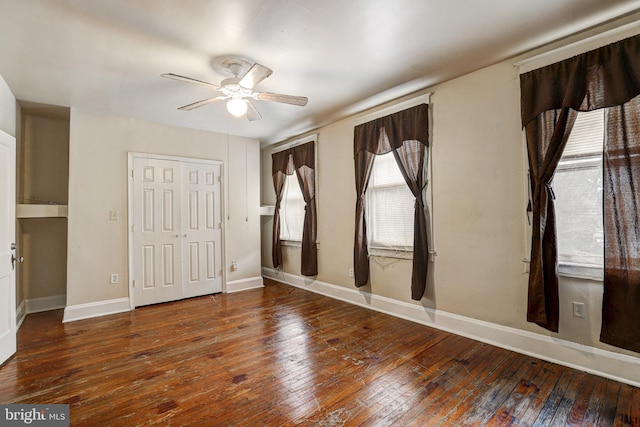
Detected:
[{"left": 16, "top": 102, "right": 69, "bottom": 318}]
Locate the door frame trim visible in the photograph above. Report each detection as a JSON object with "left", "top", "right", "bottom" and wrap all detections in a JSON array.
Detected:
[
  {"left": 127, "top": 152, "right": 226, "bottom": 309},
  {"left": 0, "top": 129, "right": 16, "bottom": 365}
]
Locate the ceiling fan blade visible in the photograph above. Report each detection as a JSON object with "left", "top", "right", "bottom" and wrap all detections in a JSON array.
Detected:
[
  {"left": 238, "top": 63, "right": 273, "bottom": 89},
  {"left": 254, "top": 92, "right": 308, "bottom": 106},
  {"left": 178, "top": 96, "right": 226, "bottom": 111},
  {"left": 161, "top": 73, "right": 220, "bottom": 90},
  {"left": 246, "top": 99, "right": 262, "bottom": 121}
]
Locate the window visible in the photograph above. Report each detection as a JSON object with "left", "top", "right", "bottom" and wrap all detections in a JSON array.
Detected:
[
  {"left": 365, "top": 151, "right": 414, "bottom": 254},
  {"left": 279, "top": 173, "right": 305, "bottom": 242},
  {"left": 271, "top": 137, "right": 318, "bottom": 276},
  {"left": 552, "top": 109, "right": 604, "bottom": 277}
]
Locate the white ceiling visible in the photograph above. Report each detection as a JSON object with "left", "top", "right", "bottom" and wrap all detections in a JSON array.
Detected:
[{"left": 1, "top": 0, "right": 639, "bottom": 145}]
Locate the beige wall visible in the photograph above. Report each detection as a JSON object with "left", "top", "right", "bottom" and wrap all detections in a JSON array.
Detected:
[
  {"left": 261, "top": 60, "right": 638, "bottom": 360},
  {"left": 21, "top": 115, "right": 69, "bottom": 204},
  {"left": 19, "top": 218, "right": 67, "bottom": 299},
  {"left": 67, "top": 110, "right": 261, "bottom": 306}
]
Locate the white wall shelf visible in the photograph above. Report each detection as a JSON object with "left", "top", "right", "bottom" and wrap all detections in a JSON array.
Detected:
[
  {"left": 16, "top": 204, "right": 68, "bottom": 218},
  {"left": 260, "top": 205, "right": 275, "bottom": 216}
]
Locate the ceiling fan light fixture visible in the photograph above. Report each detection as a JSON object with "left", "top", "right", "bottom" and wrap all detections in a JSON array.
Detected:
[
  {"left": 163, "top": 58, "right": 308, "bottom": 121},
  {"left": 226, "top": 97, "right": 247, "bottom": 117}
]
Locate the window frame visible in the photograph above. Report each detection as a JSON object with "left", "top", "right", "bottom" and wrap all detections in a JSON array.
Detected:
[
  {"left": 515, "top": 25, "right": 640, "bottom": 284},
  {"left": 278, "top": 172, "right": 305, "bottom": 243},
  {"left": 522, "top": 113, "right": 605, "bottom": 282},
  {"left": 553, "top": 110, "right": 605, "bottom": 281},
  {"left": 354, "top": 93, "right": 433, "bottom": 260},
  {"left": 365, "top": 151, "right": 417, "bottom": 259},
  {"left": 271, "top": 134, "right": 318, "bottom": 244},
  {"left": 554, "top": 155, "right": 604, "bottom": 268}
]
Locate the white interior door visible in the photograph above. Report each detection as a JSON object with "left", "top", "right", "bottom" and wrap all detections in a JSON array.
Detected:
[
  {"left": 0, "top": 130, "right": 16, "bottom": 365},
  {"left": 132, "top": 156, "right": 223, "bottom": 307},
  {"left": 182, "top": 162, "right": 223, "bottom": 298},
  {"left": 132, "top": 158, "right": 183, "bottom": 306}
]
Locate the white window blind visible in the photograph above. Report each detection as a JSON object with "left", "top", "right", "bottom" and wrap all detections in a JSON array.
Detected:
[
  {"left": 553, "top": 109, "right": 605, "bottom": 271},
  {"left": 279, "top": 173, "right": 305, "bottom": 241},
  {"left": 365, "top": 152, "right": 414, "bottom": 251}
]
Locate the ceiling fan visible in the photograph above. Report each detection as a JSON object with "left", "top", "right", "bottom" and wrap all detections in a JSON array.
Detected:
[{"left": 162, "top": 56, "right": 308, "bottom": 121}]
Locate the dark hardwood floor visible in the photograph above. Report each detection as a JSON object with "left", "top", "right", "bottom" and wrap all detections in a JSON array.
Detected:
[{"left": 1, "top": 278, "right": 638, "bottom": 426}]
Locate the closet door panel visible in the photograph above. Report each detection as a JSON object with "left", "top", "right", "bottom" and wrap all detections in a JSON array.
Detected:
[
  {"left": 182, "top": 162, "right": 223, "bottom": 297},
  {"left": 133, "top": 158, "right": 182, "bottom": 306}
]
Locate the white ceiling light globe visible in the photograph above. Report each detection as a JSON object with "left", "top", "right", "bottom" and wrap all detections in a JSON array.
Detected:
[{"left": 227, "top": 98, "right": 247, "bottom": 117}]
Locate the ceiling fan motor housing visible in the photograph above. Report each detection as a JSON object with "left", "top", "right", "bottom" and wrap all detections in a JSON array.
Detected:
[{"left": 219, "top": 77, "right": 253, "bottom": 98}]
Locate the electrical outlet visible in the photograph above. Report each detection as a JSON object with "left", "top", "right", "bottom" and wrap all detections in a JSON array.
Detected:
[
  {"left": 572, "top": 302, "right": 585, "bottom": 318},
  {"left": 110, "top": 273, "right": 119, "bottom": 284},
  {"left": 348, "top": 268, "right": 354, "bottom": 278},
  {"left": 231, "top": 261, "right": 238, "bottom": 271}
]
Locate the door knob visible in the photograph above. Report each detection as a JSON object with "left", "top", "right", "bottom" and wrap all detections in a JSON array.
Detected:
[{"left": 11, "top": 254, "right": 23, "bottom": 270}]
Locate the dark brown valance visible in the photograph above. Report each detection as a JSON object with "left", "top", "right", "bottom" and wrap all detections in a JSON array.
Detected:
[
  {"left": 520, "top": 33, "right": 640, "bottom": 352},
  {"left": 353, "top": 103, "right": 430, "bottom": 300},
  {"left": 354, "top": 103, "right": 429, "bottom": 156},
  {"left": 521, "top": 34, "right": 640, "bottom": 127}
]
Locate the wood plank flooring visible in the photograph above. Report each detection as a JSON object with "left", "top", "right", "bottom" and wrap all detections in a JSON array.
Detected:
[{"left": 0, "top": 278, "right": 638, "bottom": 426}]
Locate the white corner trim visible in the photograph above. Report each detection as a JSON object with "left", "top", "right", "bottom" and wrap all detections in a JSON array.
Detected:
[
  {"left": 25, "top": 294, "right": 66, "bottom": 314},
  {"left": 225, "top": 276, "right": 264, "bottom": 293},
  {"left": 63, "top": 298, "right": 131, "bottom": 323},
  {"left": 262, "top": 267, "right": 640, "bottom": 388},
  {"left": 16, "top": 300, "right": 26, "bottom": 330}
]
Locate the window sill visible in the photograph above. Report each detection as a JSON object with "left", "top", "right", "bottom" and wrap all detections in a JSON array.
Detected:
[
  {"left": 369, "top": 247, "right": 413, "bottom": 260},
  {"left": 280, "top": 240, "right": 321, "bottom": 249},
  {"left": 522, "top": 259, "right": 603, "bottom": 281},
  {"left": 281, "top": 239, "right": 302, "bottom": 248},
  {"left": 559, "top": 263, "right": 603, "bottom": 281}
]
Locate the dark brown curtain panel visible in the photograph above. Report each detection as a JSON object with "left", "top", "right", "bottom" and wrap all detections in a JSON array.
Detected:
[
  {"left": 353, "top": 103, "right": 430, "bottom": 300},
  {"left": 271, "top": 149, "right": 292, "bottom": 269},
  {"left": 271, "top": 141, "right": 318, "bottom": 276},
  {"left": 520, "top": 34, "right": 640, "bottom": 350},
  {"left": 392, "top": 141, "right": 429, "bottom": 299},
  {"left": 601, "top": 98, "right": 640, "bottom": 352},
  {"left": 292, "top": 142, "right": 318, "bottom": 276},
  {"left": 354, "top": 149, "right": 375, "bottom": 286},
  {"left": 523, "top": 108, "right": 578, "bottom": 331}
]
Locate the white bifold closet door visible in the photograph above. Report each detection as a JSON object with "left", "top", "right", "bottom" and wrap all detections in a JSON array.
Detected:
[{"left": 132, "top": 157, "right": 222, "bottom": 307}]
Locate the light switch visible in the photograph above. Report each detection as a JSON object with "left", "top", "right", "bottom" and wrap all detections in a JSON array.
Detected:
[{"left": 109, "top": 210, "right": 119, "bottom": 221}]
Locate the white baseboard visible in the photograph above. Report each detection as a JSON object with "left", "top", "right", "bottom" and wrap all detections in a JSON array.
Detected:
[
  {"left": 26, "top": 294, "right": 66, "bottom": 314},
  {"left": 16, "top": 295, "right": 66, "bottom": 330},
  {"left": 262, "top": 267, "right": 640, "bottom": 388},
  {"left": 63, "top": 297, "right": 131, "bottom": 323},
  {"left": 226, "top": 276, "right": 264, "bottom": 293},
  {"left": 61, "top": 277, "right": 263, "bottom": 323},
  {"left": 16, "top": 300, "right": 26, "bottom": 330}
]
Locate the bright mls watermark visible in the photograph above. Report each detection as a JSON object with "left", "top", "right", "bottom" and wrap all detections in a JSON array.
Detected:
[{"left": 0, "top": 405, "right": 69, "bottom": 426}]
